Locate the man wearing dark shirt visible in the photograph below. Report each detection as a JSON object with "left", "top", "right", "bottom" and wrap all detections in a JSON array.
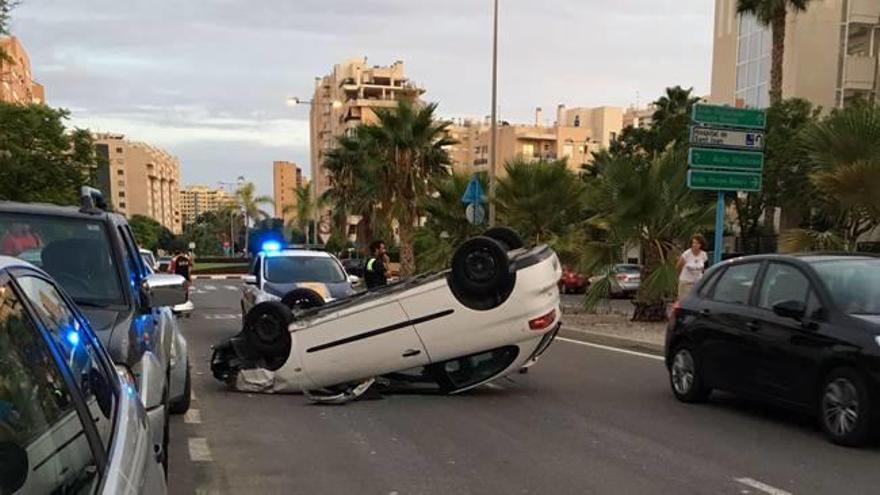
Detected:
[
  {"left": 172, "top": 251, "right": 192, "bottom": 283},
  {"left": 364, "top": 240, "right": 389, "bottom": 290}
]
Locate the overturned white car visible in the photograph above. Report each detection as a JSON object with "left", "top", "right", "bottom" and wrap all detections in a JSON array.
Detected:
[{"left": 210, "top": 228, "right": 562, "bottom": 402}]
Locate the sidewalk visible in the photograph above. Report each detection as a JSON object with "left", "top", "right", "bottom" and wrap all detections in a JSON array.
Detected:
[{"left": 560, "top": 311, "right": 666, "bottom": 356}]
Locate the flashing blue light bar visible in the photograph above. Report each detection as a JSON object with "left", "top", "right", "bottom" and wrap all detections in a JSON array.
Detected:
[
  {"left": 261, "top": 240, "right": 283, "bottom": 253},
  {"left": 66, "top": 330, "right": 80, "bottom": 346}
]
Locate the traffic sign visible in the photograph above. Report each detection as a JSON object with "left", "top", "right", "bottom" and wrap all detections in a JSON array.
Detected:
[
  {"left": 692, "top": 104, "right": 766, "bottom": 130},
  {"left": 687, "top": 170, "right": 762, "bottom": 192},
  {"left": 690, "top": 126, "right": 764, "bottom": 150},
  {"left": 466, "top": 203, "right": 486, "bottom": 226},
  {"left": 461, "top": 175, "right": 485, "bottom": 204},
  {"left": 689, "top": 147, "right": 764, "bottom": 171}
]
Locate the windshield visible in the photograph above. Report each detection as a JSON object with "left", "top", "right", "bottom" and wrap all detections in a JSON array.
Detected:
[
  {"left": 813, "top": 259, "right": 880, "bottom": 315},
  {"left": 0, "top": 213, "right": 124, "bottom": 307},
  {"left": 265, "top": 255, "right": 346, "bottom": 284}
]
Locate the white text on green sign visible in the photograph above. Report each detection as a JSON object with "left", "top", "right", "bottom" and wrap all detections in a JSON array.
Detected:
[
  {"left": 689, "top": 147, "right": 764, "bottom": 171},
  {"left": 689, "top": 126, "right": 764, "bottom": 151},
  {"left": 691, "top": 104, "right": 766, "bottom": 130},
  {"left": 687, "top": 170, "right": 762, "bottom": 192}
]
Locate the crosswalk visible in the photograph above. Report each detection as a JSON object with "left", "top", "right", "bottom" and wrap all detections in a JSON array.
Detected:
[{"left": 192, "top": 284, "right": 240, "bottom": 295}]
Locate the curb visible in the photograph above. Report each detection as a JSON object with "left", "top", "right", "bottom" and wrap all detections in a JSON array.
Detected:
[
  {"left": 192, "top": 274, "right": 246, "bottom": 280},
  {"left": 558, "top": 326, "right": 665, "bottom": 357}
]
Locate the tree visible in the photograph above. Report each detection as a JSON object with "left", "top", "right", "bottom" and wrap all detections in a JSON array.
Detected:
[
  {"left": 737, "top": 0, "right": 817, "bottom": 105},
  {"left": 358, "top": 100, "right": 455, "bottom": 276},
  {"left": 234, "top": 182, "right": 272, "bottom": 255},
  {"left": 283, "top": 184, "right": 320, "bottom": 244},
  {"left": 0, "top": 104, "right": 100, "bottom": 204},
  {"left": 605, "top": 86, "right": 699, "bottom": 159},
  {"left": 129, "top": 214, "right": 177, "bottom": 252},
  {"left": 414, "top": 173, "right": 486, "bottom": 272}
]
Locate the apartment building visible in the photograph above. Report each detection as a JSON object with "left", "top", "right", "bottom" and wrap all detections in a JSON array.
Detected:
[
  {"left": 711, "top": 0, "right": 880, "bottom": 109},
  {"left": 93, "top": 134, "right": 182, "bottom": 233},
  {"left": 448, "top": 105, "right": 623, "bottom": 176},
  {"left": 0, "top": 36, "right": 45, "bottom": 104},
  {"left": 309, "top": 57, "right": 425, "bottom": 200},
  {"left": 623, "top": 105, "right": 655, "bottom": 129},
  {"left": 273, "top": 161, "right": 304, "bottom": 226},
  {"left": 180, "top": 185, "right": 234, "bottom": 225}
]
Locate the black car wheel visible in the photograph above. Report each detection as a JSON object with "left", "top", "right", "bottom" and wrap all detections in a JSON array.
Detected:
[
  {"left": 169, "top": 364, "right": 192, "bottom": 415},
  {"left": 482, "top": 226, "right": 524, "bottom": 251},
  {"left": 243, "top": 301, "right": 294, "bottom": 358},
  {"left": 819, "top": 368, "right": 874, "bottom": 447},
  {"left": 450, "top": 236, "right": 513, "bottom": 300},
  {"left": 281, "top": 288, "right": 325, "bottom": 312},
  {"left": 669, "top": 345, "right": 710, "bottom": 403}
]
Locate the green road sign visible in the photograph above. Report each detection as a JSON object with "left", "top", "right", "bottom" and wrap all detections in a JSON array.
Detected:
[
  {"left": 688, "top": 169, "right": 762, "bottom": 192},
  {"left": 692, "top": 104, "right": 766, "bottom": 130},
  {"left": 689, "top": 147, "right": 764, "bottom": 171}
]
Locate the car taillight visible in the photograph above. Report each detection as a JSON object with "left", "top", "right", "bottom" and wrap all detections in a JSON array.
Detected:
[
  {"left": 529, "top": 309, "right": 557, "bottom": 331},
  {"left": 616, "top": 274, "right": 629, "bottom": 282}
]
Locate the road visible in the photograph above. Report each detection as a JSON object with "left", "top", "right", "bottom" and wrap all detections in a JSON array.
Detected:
[{"left": 168, "top": 280, "right": 880, "bottom": 495}]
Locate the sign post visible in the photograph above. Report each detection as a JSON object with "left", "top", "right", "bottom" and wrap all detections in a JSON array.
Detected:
[
  {"left": 461, "top": 175, "right": 486, "bottom": 226},
  {"left": 689, "top": 104, "right": 767, "bottom": 264}
]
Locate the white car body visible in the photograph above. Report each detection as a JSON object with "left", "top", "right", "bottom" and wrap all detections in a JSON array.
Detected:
[{"left": 214, "top": 243, "right": 562, "bottom": 396}]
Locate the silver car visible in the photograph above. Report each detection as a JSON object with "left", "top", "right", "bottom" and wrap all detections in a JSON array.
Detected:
[
  {"left": 0, "top": 256, "right": 166, "bottom": 494},
  {"left": 589, "top": 263, "right": 643, "bottom": 298}
]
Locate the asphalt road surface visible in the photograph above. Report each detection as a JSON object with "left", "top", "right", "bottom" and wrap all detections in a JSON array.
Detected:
[{"left": 168, "top": 280, "right": 880, "bottom": 495}]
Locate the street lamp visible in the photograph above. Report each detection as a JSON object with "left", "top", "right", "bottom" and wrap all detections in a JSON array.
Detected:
[{"left": 488, "top": 0, "right": 499, "bottom": 227}]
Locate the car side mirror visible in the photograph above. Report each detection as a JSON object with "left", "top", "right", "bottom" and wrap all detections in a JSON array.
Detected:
[
  {"left": 0, "top": 442, "right": 28, "bottom": 494},
  {"left": 347, "top": 274, "right": 360, "bottom": 285},
  {"left": 773, "top": 300, "right": 806, "bottom": 321},
  {"left": 142, "top": 273, "right": 188, "bottom": 309},
  {"left": 243, "top": 275, "right": 257, "bottom": 285}
]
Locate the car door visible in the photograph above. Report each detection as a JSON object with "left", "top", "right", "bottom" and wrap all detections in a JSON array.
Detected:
[
  {"left": 750, "top": 262, "right": 835, "bottom": 406},
  {"left": 698, "top": 261, "right": 763, "bottom": 392}
]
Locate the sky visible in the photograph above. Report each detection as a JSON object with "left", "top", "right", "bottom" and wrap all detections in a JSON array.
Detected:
[{"left": 12, "top": 0, "right": 715, "bottom": 198}]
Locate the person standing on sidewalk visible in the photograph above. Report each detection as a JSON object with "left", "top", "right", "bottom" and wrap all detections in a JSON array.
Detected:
[
  {"left": 676, "top": 234, "right": 708, "bottom": 300},
  {"left": 364, "top": 240, "right": 389, "bottom": 290}
]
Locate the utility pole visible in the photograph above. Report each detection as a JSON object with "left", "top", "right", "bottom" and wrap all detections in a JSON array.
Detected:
[{"left": 488, "top": 0, "right": 499, "bottom": 227}]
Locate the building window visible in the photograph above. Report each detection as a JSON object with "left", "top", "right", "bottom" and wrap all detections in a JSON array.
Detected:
[
  {"left": 116, "top": 169, "right": 124, "bottom": 176},
  {"left": 118, "top": 192, "right": 125, "bottom": 198},
  {"left": 522, "top": 143, "right": 535, "bottom": 157},
  {"left": 117, "top": 180, "right": 125, "bottom": 187},
  {"left": 610, "top": 132, "right": 618, "bottom": 142},
  {"left": 734, "top": 13, "right": 771, "bottom": 108},
  {"left": 573, "top": 115, "right": 580, "bottom": 127},
  {"left": 119, "top": 202, "right": 126, "bottom": 208}
]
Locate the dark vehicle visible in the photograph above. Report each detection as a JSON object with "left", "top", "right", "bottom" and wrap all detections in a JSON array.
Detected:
[
  {"left": 666, "top": 253, "right": 880, "bottom": 446},
  {"left": 0, "top": 188, "right": 192, "bottom": 470}
]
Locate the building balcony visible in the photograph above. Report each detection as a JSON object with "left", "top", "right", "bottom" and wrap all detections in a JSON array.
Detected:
[
  {"left": 850, "top": 0, "right": 880, "bottom": 23},
  {"left": 844, "top": 55, "right": 877, "bottom": 91}
]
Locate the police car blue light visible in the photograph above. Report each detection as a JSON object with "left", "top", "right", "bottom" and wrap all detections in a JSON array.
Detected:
[{"left": 261, "top": 240, "right": 283, "bottom": 253}]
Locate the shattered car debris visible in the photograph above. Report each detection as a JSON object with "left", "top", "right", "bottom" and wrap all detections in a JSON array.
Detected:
[{"left": 211, "top": 227, "right": 562, "bottom": 403}]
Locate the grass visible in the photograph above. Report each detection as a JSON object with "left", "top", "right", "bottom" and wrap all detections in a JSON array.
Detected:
[{"left": 192, "top": 262, "right": 249, "bottom": 273}]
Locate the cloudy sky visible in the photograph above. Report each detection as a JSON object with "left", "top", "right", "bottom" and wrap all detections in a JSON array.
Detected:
[{"left": 12, "top": 0, "right": 714, "bottom": 197}]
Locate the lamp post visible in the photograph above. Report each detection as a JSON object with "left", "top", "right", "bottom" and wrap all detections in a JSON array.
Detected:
[{"left": 487, "top": 0, "right": 500, "bottom": 227}]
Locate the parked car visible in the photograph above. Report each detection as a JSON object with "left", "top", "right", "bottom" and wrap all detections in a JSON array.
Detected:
[
  {"left": 0, "top": 256, "right": 166, "bottom": 494},
  {"left": 589, "top": 264, "right": 642, "bottom": 298},
  {"left": 212, "top": 227, "right": 562, "bottom": 403},
  {"left": 139, "top": 248, "right": 158, "bottom": 272},
  {"left": 0, "top": 188, "right": 192, "bottom": 470},
  {"left": 156, "top": 256, "right": 172, "bottom": 273},
  {"left": 559, "top": 265, "right": 587, "bottom": 294},
  {"left": 666, "top": 253, "right": 880, "bottom": 446},
  {"left": 240, "top": 244, "right": 359, "bottom": 316},
  {"left": 141, "top": 251, "right": 195, "bottom": 319}
]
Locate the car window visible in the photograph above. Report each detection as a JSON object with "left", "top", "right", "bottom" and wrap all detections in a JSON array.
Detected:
[
  {"left": 265, "top": 256, "right": 347, "bottom": 284},
  {"left": 117, "top": 226, "right": 146, "bottom": 282},
  {"left": 0, "top": 283, "right": 100, "bottom": 494},
  {"left": 711, "top": 263, "right": 760, "bottom": 305},
  {"left": 16, "top": 276, "right": 117, "bottom": 451},
  {"left": 813, "top": 259, "right": 880, "bottom": 315},
  {"left": 697, "top": 268, "right": 722, "bottom": 298},
  {"left": 0, "top": 213, "right": 124, "bottom": 307},
  {"left": 758, "top": 263, "right": 810, "bottom": 311}
]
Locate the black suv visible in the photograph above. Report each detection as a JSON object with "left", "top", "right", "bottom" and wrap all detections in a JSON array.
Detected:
[
  {"left": 0, "top": 189, "right": 191, "bottom": 468},
  {"left": 666, "top": 253, "right": 880, "bottom": 446}
]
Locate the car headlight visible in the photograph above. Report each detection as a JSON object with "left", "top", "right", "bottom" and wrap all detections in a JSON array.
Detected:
[{"left": 875, "top": 336, "right": 880, "bottom": 349}]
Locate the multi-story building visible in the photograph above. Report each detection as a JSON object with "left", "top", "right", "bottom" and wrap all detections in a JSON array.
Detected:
[
  {"left": 180, "top": 185, "right": 235, "bottom": 225},
  {"left": 273, "top": 161, "right": 304, "bottom": 226},
  {"left": 710, "top": 0, "right": 880, "bottom": 109},
  {"left": 448, "top": 105, "right": 623, "bottom": 176},
  {"left": 93, "top": 134, "right": 182, "bottom": 233},
  {"left": 0, "top": 36, "right": 45, "bottom": 104},
  {"left": 622, "top": 105, "right": 655, "bottom": 129},
  {"left": 309, "top": 57, "right": 425, "bottom": 201}
]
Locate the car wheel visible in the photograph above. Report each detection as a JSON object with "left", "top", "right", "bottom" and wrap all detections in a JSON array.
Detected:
[
  {"left": 243, "top": 301, "right": 294, "bottom": 359},
  {"left": 170, "top": 364, "right": 192, "bottom": 414},
  {"left": 819, "top": 368, "right": 874, "bottom": 447},
  {"left": 669, "top": 345, "right": 710, "bottom": 403},
  {"left": 450, "top": 236, "right": 514, "bottom": 302},
  {"left": 281, "top": 288, "right": 325, "bottom": 312},
  {"left": 482, "top": 226, "right": 524, "bottom": 251}
]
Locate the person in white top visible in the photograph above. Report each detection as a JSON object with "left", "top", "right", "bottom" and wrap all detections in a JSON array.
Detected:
[{"left": 676, "top": 234, "right": 708, "bottom": 300}]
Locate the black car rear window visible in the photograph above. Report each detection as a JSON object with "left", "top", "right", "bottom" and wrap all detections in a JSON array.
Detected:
[{"left": 813, "top": 259, "right": 880, "bottom": 315}]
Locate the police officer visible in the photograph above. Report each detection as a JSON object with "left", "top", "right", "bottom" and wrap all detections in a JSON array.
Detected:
[
  {"left": 172, "top": 250, "right": 192, "bottom": 283},
  {"left": 364, "top": 240, "right": 389, "bottom": 290}
]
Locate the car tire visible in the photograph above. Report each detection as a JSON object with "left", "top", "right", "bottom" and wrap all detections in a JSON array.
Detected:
[
  {"left": 819, "top": 367, "right": 874, "bottom": 447},
  {"left": 450, "top": 236, "right": 513, "bottom": 300},
  {"left": 482, "top": 226, "right": 524, "bottom": 251},
  {"left": 281, "top": 288, "right": 325, "bottom": 311},
  {"left": 169, "top": 364, "right": 192, "bottom": 415},
  {"left": 669, "top": 345, "right": 710, "bottom": 403},
  {"left": 243, "top": 301, "right": 294, "bottom": 359}
]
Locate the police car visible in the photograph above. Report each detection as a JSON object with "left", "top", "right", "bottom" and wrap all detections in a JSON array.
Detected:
[
  {"left": 240, "top": 242, "right": 360, "bottom": 317},
  {"left": 212, "top": 228, "right": 562, "bottom": 403}
]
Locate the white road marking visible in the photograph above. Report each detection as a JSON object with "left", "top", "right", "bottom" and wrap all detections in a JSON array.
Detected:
[
  {"left": 224, "top": 285, "right": 239, "bottom": 291},
  {"left": 203, "top": 314, "right": 241, "bottom": 320},
  {"left": 188, "top": 438, "right": 213, "bottom": 462},
  {"left": 190, "top": 391, "right": 197, "bottom": 401},
  {"left": 202, "top": 284, "right": 217, "bottom": 291},
  {"left": 557, "top": 337, "right": 664, "bottom": 361},
  {"left": 184, "top": 409, "right": 202, "bottom": 424},
  {"left": 734, "top": 478, "right": 792, "bottom": 495},
  {"left": 192, "top": 290, "right": 207, "bottom": 295}
]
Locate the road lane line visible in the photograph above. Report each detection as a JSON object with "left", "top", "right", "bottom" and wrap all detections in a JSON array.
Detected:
[
  {"left": 188, "top": 438, "right": 213, "bottom": 462},
  {"left": 224, "top": 285, "right": 239, "bottom": 291},
  {"left": 184, "top": 409, "right": 202, "bottom": 424},
  {"left": 557, "top": 337, "right": 664, "bottom": 361},
  {"left": 202, "top": 284, "right": 217, "bottom": 291},
  {"left": 734, "top": 478, "right": 791, "bottom": 495}
]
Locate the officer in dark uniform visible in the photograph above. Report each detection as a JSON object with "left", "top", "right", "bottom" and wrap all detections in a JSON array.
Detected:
[{"left": 364, "top": 240, "right": 389, "bottom": 290}]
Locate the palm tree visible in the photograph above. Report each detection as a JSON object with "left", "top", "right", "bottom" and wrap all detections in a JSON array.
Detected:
[
  {"left": 737, "top": 0, "right": 817, "bottom": 105},
  {"left": 414, "top": 173, "right": 486, "bottom": 272},
  {"left": 359, "top": 100, "right": 455, "bottom": 276},
  {"left": 235, "top": 181, "right": 273, "bottom": 254},
  {"left": 282, "top": 184, "right": 320, "bottom": 244}
]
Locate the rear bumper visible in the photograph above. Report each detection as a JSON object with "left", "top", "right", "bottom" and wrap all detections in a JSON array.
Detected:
[{"left": 525, "top": 322, "right": 561, "bottom": 363}]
